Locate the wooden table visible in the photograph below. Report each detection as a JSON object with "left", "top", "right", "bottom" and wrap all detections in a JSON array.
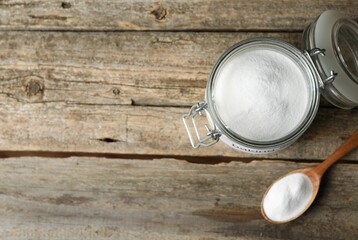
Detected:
[{"left": 0, "top": 1, "right": 357, "bottom": 239}]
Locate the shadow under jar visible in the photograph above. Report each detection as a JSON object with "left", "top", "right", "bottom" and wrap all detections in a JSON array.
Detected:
[{"left": 183, "top": 10, "right": 358, "bottom": 154}]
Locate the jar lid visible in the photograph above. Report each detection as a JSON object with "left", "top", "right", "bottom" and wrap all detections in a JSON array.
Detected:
[{"left": 304, "top": 10, "right": 358, "bottom": 109}]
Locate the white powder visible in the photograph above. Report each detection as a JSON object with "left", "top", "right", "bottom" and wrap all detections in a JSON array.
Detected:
[
  {"left": 214, "top": 48, "right": 309, "bottom": 141},
  {"left": 262, "top": 173, "right": 313, "bottom": 222}
]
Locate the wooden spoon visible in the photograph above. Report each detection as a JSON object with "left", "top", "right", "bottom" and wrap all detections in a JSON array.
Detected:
[{"left": 261, "top": 129, "right": 358, "bottom": 224}]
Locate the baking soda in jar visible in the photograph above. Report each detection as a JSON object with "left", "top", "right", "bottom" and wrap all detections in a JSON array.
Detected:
[
  {"left": 183, "top": 11, "right": 358, "bottom": 153},
  {"left": 214, "top": 48, "right": 310, "bottom": 142}
]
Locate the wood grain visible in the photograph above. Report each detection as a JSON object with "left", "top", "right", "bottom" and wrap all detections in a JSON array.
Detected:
[
  {"left": 0, "top": 31, "right": 335, "bottom": 107},
  {"left": 0, "top": 31, "right": 302, "bottom": 107},
  {"left": 0, "top": 0, "right": 356, "bottom": 31},
  {"left": 0, "top": 31, "right": 356, "bottom": 160},
  {"left": 0, "top": 2, "right": 357, "bottom": 239},
  {"left": 0, "top": 100, "right": 357, "bottom": 160},
  {"left": 0, "top": 157, "right": 357, "bottom": 239}
]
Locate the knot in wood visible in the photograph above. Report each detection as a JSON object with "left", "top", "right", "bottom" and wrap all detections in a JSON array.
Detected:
[
  {"left": 112, "top": 88, "right": 120, "bottom": 95},
  {"left": 151, "top": 6, "right": 167, "bottom": 20},
  {"left": 61, "top": 2, "right": 71, "bottom": 9},
  {"left": 23, "top": 77, "right": 44, "bottom": 98}
]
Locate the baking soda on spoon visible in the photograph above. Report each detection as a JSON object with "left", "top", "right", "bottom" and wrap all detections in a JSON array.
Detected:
[
  {"left": 262, "top": 130, "right": 358, "bottom": 223},
  {"left": 262, "top": 173, "right": 313, "bottom": 222}
]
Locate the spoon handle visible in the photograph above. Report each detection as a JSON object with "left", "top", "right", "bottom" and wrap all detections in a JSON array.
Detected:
[{"left": 314, "top": 129, "right": 358, "bottom": 176}]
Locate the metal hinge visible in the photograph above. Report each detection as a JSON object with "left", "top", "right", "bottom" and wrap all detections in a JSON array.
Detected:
[{"left": 182, "top": 102, "right": 221, "bottom": 148}]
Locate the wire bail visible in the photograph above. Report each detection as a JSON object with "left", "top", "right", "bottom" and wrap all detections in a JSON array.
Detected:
[{"left": 182, "top": 102, "right": 221, "bottom": 148}]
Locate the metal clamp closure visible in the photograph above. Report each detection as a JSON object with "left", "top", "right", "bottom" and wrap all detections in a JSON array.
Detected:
[
  {"left": 309, "top": 47, "right": 326, "bottom": 57},
  {"left": 182, "top": 102, "right": 221, "bottom": 148},
  {"left": 308, "top": 48, "right": 338, "bottom": 87}
]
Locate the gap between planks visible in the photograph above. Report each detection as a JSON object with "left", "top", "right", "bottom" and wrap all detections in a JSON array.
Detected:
[{"left": 0, "top": 150, "right": 357, "bottom": 165}]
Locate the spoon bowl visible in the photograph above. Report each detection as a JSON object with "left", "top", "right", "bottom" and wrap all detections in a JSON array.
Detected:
[
  {"left": 261, "top": 129, "right": 358, "bottom": 224},
  {"left": 261, "top": 167, "right": 320, "bottom": 224}
]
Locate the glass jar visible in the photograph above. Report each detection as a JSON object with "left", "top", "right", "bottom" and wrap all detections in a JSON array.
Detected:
[
  {"left": 303, "top": 10, "right": 358, "bottom": 109},
  {"left": 182, "top": 10, "right": 358, "bottom": 154}
]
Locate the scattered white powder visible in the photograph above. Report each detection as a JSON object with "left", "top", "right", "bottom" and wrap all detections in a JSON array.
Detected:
[
  {"left": 262, "top": 173, "right": 313, "bottom": 222},
  {"left": 214, "top": 48, "right": 310, "bottom": 141}
]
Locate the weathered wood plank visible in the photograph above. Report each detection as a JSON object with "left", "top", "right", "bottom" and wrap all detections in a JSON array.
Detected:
[
  {"left": 0, "top": 157, "right": 357, "bottom": 239},
  {"left": 0, "top": 31, "right": 302, "bottom": 107},
  {"left": 0, "top": 99, "right": 356, "bottom": 160},
  {"left": 0, "top": 0, "right": 356, "bottom": 31},
  {"left": 0, "top": 31, "right": 357, "bottom": 160},
  {"left": 0, "top": 31, "right": 334, "bottom": 108}
]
